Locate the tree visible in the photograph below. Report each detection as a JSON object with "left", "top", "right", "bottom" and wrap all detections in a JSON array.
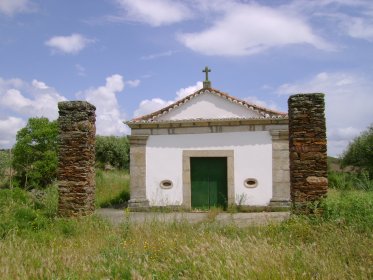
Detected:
[
  {"left": 341, "top": 124, "right": 373, "bottom": 179},
  {"left": 95, "top": 136, "right": 130, "bottom": 170},
  {"left": 12, "top": 117, "right": 58, "bottom": 189}
]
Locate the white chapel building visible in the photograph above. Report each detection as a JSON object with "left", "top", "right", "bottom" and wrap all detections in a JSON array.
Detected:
[{"left": 126, "top": 69, "right": 290, "bottom": 210}]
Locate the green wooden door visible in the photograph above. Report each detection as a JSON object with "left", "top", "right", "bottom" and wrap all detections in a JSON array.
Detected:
[{"left": 191, "top": 157, "right": 227, "bottom": 210}]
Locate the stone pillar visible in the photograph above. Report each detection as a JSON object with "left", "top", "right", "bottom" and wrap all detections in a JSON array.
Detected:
[
  {"left": 288, "top": 93, "right": 328, "bottom": 213},
  {"left": 128, "top": 135, "right": 149, "bottom": 210},
  {"left": 270, "top": 130, "right": 290, "bottom": 207},
  {"left": 57, "top": 101, "right": 96, "bottom": 217}
]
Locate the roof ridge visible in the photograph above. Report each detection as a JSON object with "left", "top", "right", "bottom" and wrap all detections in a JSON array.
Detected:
[{"left": 129, "top": 87, "right": 287, "bottom": 123}]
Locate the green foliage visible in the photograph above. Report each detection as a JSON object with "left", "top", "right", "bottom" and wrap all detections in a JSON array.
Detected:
[
  {"left": 95, "top": 169, "right": 130, "bottom": 207},
  {"left": 0, "top": 187, "right": 55, "bottom": 238},
  {"left": 0, "top": 186, "right": 373, "bottom": 278},
  {"left": 329, "top": 170, "right": 373, "bottom": 191},
  {"left": 321, "top": 190, "right": 373, "bottom": 232},
  {"left": 328, "top": 171, "right": 355, "bottom": 190},
  {"left": 341, "top": 123, "right": 373, "bottom": 179},
  {"left": 12, "top": 117, "right": 58, "bottom": 189},
  {"left": 0, "top": 150, "right": 11, "bottom": 187},
  {"left": 95, "top": 135, "right": 130, "bottom": 170}
]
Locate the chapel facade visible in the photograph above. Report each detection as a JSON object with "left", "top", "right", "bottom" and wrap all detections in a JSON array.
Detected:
[{"left": 126, "top": 69, "right": 290, "bottom": 210}]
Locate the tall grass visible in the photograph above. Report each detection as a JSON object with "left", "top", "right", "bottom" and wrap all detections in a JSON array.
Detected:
[
  {"left": 0, "top": 210, "right": 372, "bottom": 278},
  {"left": 95, "top": 169, "right": 130, "bottom": 208},
  {"left": 0, "top": 171, "right": 373, "bottom": 278},
  {"left": 329, "top": 170, "right": 373, "bottom": 191},
  {"left": 321, "top": 189, "right": 373, "bottom": 232}
]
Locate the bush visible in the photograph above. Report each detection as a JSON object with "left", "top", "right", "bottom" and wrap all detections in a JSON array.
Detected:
[
  {"left": 341, "top": 124, "right": 373, "bottom": 179},
  {"left": 96, "top": 136, "right": 130, "bottom": 170}
]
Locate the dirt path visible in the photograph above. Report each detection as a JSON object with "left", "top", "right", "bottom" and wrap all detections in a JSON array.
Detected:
[{"left": 96, "top": 208, "right": 290, "bottom": 227}]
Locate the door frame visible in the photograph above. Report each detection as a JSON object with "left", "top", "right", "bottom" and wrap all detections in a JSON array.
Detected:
[{"left": 182, "top": 150, "right": 234, "bottom": 209}]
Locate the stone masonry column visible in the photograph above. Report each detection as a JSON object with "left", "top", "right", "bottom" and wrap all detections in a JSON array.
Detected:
[
  {"left": 288, "top": 93, "right": 328, "bottom": 213},
  {"left": 270, "top": 130, "right": 290, "bottom": 207},
  {"left": 57, "top": 101, "right": 96, "bottom": 217},
  {"left": 128, "top": 135, "right": 149, "bottom": 210}
]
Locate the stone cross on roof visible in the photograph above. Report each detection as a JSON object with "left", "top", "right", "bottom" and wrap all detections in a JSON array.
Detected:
[{"left": 202, "top": 66, "right": 211, "bottom": 88}]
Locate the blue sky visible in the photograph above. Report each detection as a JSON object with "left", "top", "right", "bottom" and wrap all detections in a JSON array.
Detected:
[{"left": 0, "top": 0, "right": 372, "bottom": 156}]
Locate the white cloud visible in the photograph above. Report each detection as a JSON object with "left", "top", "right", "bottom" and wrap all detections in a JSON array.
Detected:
[
  {"left": 175, "top": 81, "right": 203, "bottom": 99},
  {"left": 289, "top": 0, "right": 373, "bottom": 42},
  {"left": 344, "top": 17, "right": 373, "bottom": 41},
  {"left": 133, "top": 81, "right": 202, "bottom": 117},
  {"left": 140, "top": 50, "right": 179, "bottom": 60},
  {"left": 32, "top": 79, "right": 48, "bottom": 89},
  {"left": 277, "top": 71, "right": 373, "bottom": 156},
  {"left": 133, "top": 98, "right": 172, "bottom": 118},
  {"left": 0, "top": 77, "right": 67, "bottom": 148},
  {"left": 0, "top": 117, "right": 25, "bottom": 146},
  {"left": 77, "top": 74, "right": 129, "bottom": 135},
  {"left": 114, "top": 0, "right": 191, "bottom": 26},
  {"left": 0, "top": 0, "right": 33, "bottom": 16},
  {"left": 178, "top": 3, "right": 333, "bottom": 56},
  {"left": 45, "top": 34, "right": 93, "bottom": 54},
  {"left": 0, "top": 78, "right": 66, "bottom": 120},
  {"left": 126, "top": 79, "right": 140, "bottom": 88}
]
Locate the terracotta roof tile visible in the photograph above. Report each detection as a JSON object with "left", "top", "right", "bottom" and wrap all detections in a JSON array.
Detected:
[{"left": 128, "top": 87, "right": 287, "bottom": 124}]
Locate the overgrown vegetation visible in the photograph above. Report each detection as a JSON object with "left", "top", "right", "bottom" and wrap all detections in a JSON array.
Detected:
[
  {"left": 1, "top": 172, "right": 373, "bottom": 278},
  {"left": 328, "top": 170, "right": 373, "bottom": 191},
  {"left": 1, "top": 117, "right": 130, "bottom": 190},
  {"left": 341, "top": 123, "right": 373, "bottom": 179},
  {"left": 95, "top": 169, "right": 130, "bottom": 207},
  {"left": 0, "top": 150, "right": 11, "bottom": 187},
  {"left": 95, "top": 135, "right": 130, "bottom": 170}
]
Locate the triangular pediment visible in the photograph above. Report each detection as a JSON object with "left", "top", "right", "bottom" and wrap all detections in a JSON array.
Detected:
[
  {"left": 129, "top": 88, "right": 286, "bottom": 124},
  {"left": 157, "top": 91, "right": 261, "bottom": 121}
]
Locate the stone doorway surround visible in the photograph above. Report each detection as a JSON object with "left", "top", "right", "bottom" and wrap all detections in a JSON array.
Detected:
[{"left": 182, "top": 150, "right": 234, "bottom": 208}]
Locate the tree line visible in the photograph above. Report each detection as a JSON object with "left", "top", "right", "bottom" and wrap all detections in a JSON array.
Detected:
[{"left": 1, "top": 117, "right": 130, "bottom": 189}]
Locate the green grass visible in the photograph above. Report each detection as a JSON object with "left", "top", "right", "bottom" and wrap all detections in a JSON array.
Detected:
[
  {"left": 329, "top": 170, "right": 373, "bottom": 191},
  {"left": 0, "top": 173, "right": 373, "bottom": 278},
  {"left": 95, "top": 169, "right": 130, "bottom": 208}
]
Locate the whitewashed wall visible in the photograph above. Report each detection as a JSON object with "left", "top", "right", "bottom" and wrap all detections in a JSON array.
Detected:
[
  {"left": 157, "top": 93, "right": 262, "bottom": 121},
  {"left": 146, "top": 131, "right": 273, "bottom": 206}
]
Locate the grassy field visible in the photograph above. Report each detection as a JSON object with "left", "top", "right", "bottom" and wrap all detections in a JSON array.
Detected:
[
  {"left": 0, "top": 171, "right": 372, "bottom": 279},
  {"left": 95, "top": 169, "right": 130, "bottom": 208}
]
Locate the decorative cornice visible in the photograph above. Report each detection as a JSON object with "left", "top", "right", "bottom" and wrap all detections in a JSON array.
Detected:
[{"left": 127, "top": 117, "right": 288, "bottom": 129}]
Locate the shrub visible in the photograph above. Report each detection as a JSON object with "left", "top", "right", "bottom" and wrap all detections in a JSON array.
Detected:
[
  {"left": 96, "top": 136, "right": 130, "bottom": 170},
  {"left": 341, "top": 124, "right": 373, "bottom": 179}
]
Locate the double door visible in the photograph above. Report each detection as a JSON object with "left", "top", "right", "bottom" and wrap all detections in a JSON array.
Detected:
[{"left": 190, "top": 157, "right": 228, "bottom": 209}]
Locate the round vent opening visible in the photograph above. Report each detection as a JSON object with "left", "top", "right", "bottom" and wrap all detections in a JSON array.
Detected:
[
  {"left": 160, "top": 180, "right": 173, "bottom": 189},
  {"left": 244, "top": 178, "right": 258, "bottom": 188}
]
